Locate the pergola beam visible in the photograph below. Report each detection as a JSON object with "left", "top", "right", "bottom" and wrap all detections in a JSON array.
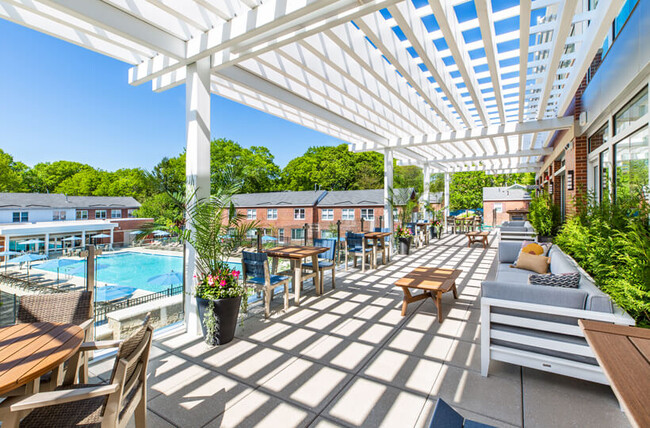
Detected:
[
  {"left": 518, "top": 0, "right": 531, "bottom": 122},
  {"left": 397, "top": 148, "right": 552, "bottom": 165},
  {"left": 475, "top": 0, "right": 505, "bottom": 123}
]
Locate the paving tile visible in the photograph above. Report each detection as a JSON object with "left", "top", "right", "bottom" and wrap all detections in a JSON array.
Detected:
[
  {"left": 384, "top": 329, "right": 455, "bottom": 362},
  {"left": 360, "top": 348, "right": 444, "bottom": 395},
  {"left": 147, "top": 354, "right": 214, "bottom": 401},
  {"left": 308, "top": 417, "right": 349, "bottom": 428},
  {"left": 204, "top": 389, "right": 316, "bottom": 428},
  {"left": 324, "top": 377, "right": 428, "bottom": 427},
  {"left": 522, "top": 368, "right": 629, "bottom": 428},
  {"left": 444, "top": 339, "right": 519, "bottom": 378},
  {"left": 429, "top": 364, "right": 522, "bottom": 426},
  {"left": 126, "top": 410, "right": 177, "bottom": 428},
  {"left": 259, "top": 358, "right": 353, "bottom": 413},
  {"left": 300, "top": 335, "right": 377, "bottom": 373}
]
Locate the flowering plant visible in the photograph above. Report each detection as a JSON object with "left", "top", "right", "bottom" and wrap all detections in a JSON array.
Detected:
[
  {"left": 395, "top": 226, "right": 413, "bottom": 239},
  {"left": 195, "top": 261, "right": 246, "bottom": 300}
]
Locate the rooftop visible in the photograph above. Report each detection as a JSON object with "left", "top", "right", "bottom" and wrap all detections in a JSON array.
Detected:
[
  {"left": 0, "top": 220, "right": 118, "bottom": 236},
  {"left": 0, "top": 193, "right": 141, "bottom": 210},
  {"left": 482, "top": 186, "right": 534, "bottom": 202},
  {"left": 232, "top": 191, "right": 327, "bottom": 208}
]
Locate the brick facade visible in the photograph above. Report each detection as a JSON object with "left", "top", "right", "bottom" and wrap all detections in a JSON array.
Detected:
[{"left": 483, "top": 200, "right": 530, "bottom": 227}]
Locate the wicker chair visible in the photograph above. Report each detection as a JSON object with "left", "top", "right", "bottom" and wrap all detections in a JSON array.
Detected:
[
  {"left": 0, "top": 317, "right": 153, "bottom": 428},
  {"left": 15, "top": 291, "right": 94, "bottom": 391}
]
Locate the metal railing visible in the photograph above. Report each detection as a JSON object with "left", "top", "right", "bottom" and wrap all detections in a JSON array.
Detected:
[{"left": 94, "top": 284, "right": 184, "bottom": 325}]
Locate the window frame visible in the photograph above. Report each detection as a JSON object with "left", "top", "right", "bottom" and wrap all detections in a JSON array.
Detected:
[
  {"left": 12, "top": 211, "right": 28, "bottom": 223},
  {"left": 111, "top": 209, "right": 122, "bottom": 219},
  {"left": 614, "top": 87, "right": 648, "bottom": 136},
  {"left": 127, "top": 209, "right": 136, "bottom": 218},
  {"left": 291, "top": 228, "right": 304, "bottom": 240},
  {"left": 76, "top": 210, "right": 88, "bottom": 220},
  {"left": 246, "top": 209, "right": 257, "bottom": 220},
  {"left": 53, "top": 210, "right": 67, "bottom": 221},
  {"left": 267, "top": 208, "right": 278, "bottom": 220},
  {"left": 294, "top": 208, "right": 305, "bottom": 220},
  {"left": 341, "top": 208, "right": 355, "bottom": 221},
  {"left": 95, "top": 210, "right": 107, "bottom": 220},
  {"left": 321, "top": 208, "right": 334, "bottom": 221},
  {"left": 361, "top": 208, "right": 374, "bottom": 220}
]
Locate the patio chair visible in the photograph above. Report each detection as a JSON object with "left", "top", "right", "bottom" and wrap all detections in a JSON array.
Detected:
[
  {"left": 242, "top": 251, "right": 291, "bottom": 318},
  {"left": 14, "top": 291, "right": 94, "bottom": 392},
  {"left": 345, "top": 232, "right": 372, "bottom": 272},
  {"left": 0, "top": 316, "right": 153, "bottom": 428},
  {"left": 429, "top": 398, "right": 494, "bottom": 428},
  {"left": 303, "top": 238, "right": 336, "bottom": 293},
  {"left": 446, "top": 217, "right": 456, "bottom": 234},
  {"left": 374, "top": 227, "right": 391, "bottom": 264}
]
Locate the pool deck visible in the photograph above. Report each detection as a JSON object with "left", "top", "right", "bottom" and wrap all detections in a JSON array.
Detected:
[{"left": 89, "top": 232, "right": 629, "bottom": 428}]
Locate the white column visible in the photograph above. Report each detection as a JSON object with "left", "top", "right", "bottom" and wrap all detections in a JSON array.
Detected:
[
  {"left": 81, "top": 230, "right": 86, "bottom": 248},
  {"left": 444, "top": 172, "right": 450, "bottom": 230},
  {"left": 383, "top": 149, "right": 394, "bottom": 231},
  {"left": 44, "top": 233, "right": 50, "bottom": 256},
  {"left": 109, "top": 229, "right": 114, "bottom": 248},
  {"left": 184, "top": 57, "right": 212, "bottom": 336},
  {"left": 422, "top": 164, "right": 431, "bottom": 220}
]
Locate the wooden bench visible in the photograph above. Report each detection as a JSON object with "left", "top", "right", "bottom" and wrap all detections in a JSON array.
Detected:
[{"left": 466, "top": 231, "right": 489, "bottom": 248}]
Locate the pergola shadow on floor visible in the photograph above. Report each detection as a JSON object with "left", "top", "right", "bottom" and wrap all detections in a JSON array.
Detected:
[{"left": 91, "top": 232, "right": 627, "bottom": 428}]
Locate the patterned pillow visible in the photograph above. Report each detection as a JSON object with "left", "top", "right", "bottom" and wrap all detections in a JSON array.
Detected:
[{"left": 529, "top": 272, "right": 580, "bottom": 288}]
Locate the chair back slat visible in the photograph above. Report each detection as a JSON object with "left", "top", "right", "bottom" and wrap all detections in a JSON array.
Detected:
[
  {"left": 346, "top": 233, "right": 364, "bottom": 250},
  {"left": 314, "top": 238, "right": 336, "bottom": 260},
  {"left": 242, "top": 251, "right": 268, "bottom": 278},
  {"left": 17, "top": 291, "right": 93, "bottom": 325}
]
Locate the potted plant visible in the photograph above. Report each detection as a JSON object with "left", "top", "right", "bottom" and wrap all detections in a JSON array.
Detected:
[
  {"left": 174, "top": 179, "right": 255, "bottom": 346},
  {"left": 431, "top": 219, "right": 442, "bottom": 239},
  {"left": 395, "top": 226, "right": 413, "bottom": 255}
]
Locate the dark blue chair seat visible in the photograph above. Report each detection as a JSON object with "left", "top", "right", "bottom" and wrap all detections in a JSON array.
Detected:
[
  {"left": 303, "top": 260, "right": 334, "bottom": 268},
  {"left": 246, "top": 275, "right": 290, "bottom": 285},
  {"left": 429, "top": 399, "right": 494, "bottom": 428},
  {"left": 348, "top": 247, "right": 371, "bottom": 253}
]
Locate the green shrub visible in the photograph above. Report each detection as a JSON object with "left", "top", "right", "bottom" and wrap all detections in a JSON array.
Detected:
[
  {"left": 528, "top": 191, "right": 561, "bottom": 236},
  {"left": 554, "top": 190, "right": 650, "bottom": 327}
]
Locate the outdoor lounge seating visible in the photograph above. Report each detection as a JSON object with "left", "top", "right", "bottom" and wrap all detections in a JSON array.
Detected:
[
  {"left": 303, "top": 238, "right": 337, "bottom": 292},
  {"left": 498, "top": 220, "right": 536, "bottom": 241},
  {"left": 0, "top": 317, "right": 153, "bottom": 428},
  {"left": 481, "top": 241, "right": 635, "bottom": 383},
  {"left": 345, "top": 232, "right": 372, "bottom": 272},
  {"left": 242, "top": 251, "right": 291, "bottom": 318},
  {"left": 429, "top": 398, "right": 494, "bottom": 428}
]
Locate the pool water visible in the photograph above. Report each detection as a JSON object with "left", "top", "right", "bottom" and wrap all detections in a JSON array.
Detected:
[{"left": 35, "top": 252, "right": 241, "bottom": 293}]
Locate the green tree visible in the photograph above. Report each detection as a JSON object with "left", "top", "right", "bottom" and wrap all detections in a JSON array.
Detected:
[
  {"left": 394, "top": 165, "right": 424, "bottom": 193},
  {"left": 210, "top": 138, "right": 280, "bottom": 193},
  {"left": 24, "top": 161, "right": 92, "bottom": 193},
  {"left": 0, "top": 149, "right": 27, "bottom": 192},
  {"left": 449, "top": 170, "right": 535, "bottom": 210},
  {"left": 55, "top": 168, "right": 106, "bottom": 195}
]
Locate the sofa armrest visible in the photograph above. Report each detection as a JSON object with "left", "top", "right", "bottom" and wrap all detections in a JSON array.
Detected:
[
  {"left": 481, "top": 281, "right": 588, "bottom": 310},
  {"left": 498, "top": 242, "right": 522, "bottom": 264}
]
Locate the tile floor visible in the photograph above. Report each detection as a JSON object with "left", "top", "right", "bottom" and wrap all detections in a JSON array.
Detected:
[{"left": 91, "top": 232, "right": 629, "bottom": 428}]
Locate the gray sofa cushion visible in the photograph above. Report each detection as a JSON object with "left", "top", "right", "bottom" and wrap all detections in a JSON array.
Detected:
[
  {"left": 497, "top": 263, "right": 532, "bottom": 283},
  {"left": 482, "top": 281, "right": 588, "bottom": 309},
  {"left": 580, "top": 277, "right": 614, "bottom": 313},
  {"left": 498, "top": 241, "right": 521, "bottom": 264}
]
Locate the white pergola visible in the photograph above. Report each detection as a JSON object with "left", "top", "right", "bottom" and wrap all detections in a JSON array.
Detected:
[{"left": 0, "top": 0, "right": 624, "bottom": 333}]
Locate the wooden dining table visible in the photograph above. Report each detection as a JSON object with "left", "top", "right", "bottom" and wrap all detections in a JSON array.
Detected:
[
  {"left": 265, "top": 245, "right": 329, "bottom": 303},
  {"left": 415, "top": 222, "right": 431, "bottom": 245},
  {"left": 0, "top": 322, "right": 84, "bottom": 396},
  {"left": 579, "top": 320, "right": 650, "bottom": 428},
  {"left": 363, "top": 231, "right": 392, "bottom": 267}
]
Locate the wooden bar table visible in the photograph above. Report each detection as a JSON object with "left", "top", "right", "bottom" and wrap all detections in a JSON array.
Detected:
[
  {"left": 264, "top": 245, "right": 329, "bottom": 304},
  {"left": 0, "top": 322, "right": 84, "bottom": 396},
  {"left": 363, "top": 231, "right": 392, "bottom": 267},
  {"left": 579, "top": 320, "right": 650, "bottom": 428},
  {"left": 416, "top": 222, "right": 431, "bottom": 245}
]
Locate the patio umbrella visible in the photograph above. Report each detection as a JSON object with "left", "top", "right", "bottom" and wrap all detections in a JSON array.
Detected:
[
  {"left": 95, "top": 285, "right": 136, "bottom": 302},
  {"left": 147, "top": 271, "right": 183, "bottom": 287},
  {"left": 36, "top": 259, "right": 81, "bottom": 284},
  {"left": 262, "top": 235, "right": 277, "bottom": 242},
  {"left": 93, "top": 233, "right": 111, "bottom": 239},
  {"left": 153, "top": 230, "right": 170, "bottom": 237},
  {"left": 0, "top": 250, "right": 20, "bottom": 273},
  {"left": 9, "top": 253, "right": 47, "bottom": 281},
  {"left": 62, "top": 236, "right": 82, "bottom": 241},
  {"left": 129, "top": 230, "right": 142, "bottom": 235}
]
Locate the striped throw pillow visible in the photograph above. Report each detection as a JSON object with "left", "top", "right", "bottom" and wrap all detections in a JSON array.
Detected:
[{"left": 529, "top": 272, "right": 580, "bottom": 288}]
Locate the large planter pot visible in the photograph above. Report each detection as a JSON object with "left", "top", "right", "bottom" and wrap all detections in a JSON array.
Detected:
[
  {"left": 398, "top": 237, "right": 412, "bottom": 255},
  {"left": 196, "top": 296, "right": 241, "bottom": 346}
]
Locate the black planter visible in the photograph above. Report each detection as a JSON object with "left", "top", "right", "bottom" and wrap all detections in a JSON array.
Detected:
[
  {"left": 398, "top": 237, "right": 412, "bottom": 255},
  {"left": 196, "top": 296, "right": 241, "bottom": 346}
]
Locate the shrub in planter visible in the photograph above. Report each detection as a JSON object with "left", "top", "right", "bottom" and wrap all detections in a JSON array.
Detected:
[{"left": 528, "top": 191, "right": 561, "bottom": 238}]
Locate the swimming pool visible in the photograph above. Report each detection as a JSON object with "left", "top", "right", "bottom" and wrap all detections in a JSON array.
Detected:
[{"left": 35, "top": 252, "right": 241, "bottom": 293}]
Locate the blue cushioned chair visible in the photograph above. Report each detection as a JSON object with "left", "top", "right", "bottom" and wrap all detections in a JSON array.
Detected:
[
  {"left": 345, "top": 232, "right": 372, "bottom": 272},
  {"left": 242, "top": 251, "right": 291, "bottom": 318},
  {"left": 429, "top": 399, "right": 494, "bottom": 428},
  {"left": 374, "top": 227, "right": 392, "bottom": 264},
  {"left": 303, "top": 238, "right": 337, "bottom": 293}
]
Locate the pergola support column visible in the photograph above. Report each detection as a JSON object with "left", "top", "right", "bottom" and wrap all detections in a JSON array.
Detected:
[
  {"left": 422, "top": 164, "right": 431, "bottom": 220},
  {"left": 44, "top": 233, "right": 50, "bottom": 255},
  {"left": 184, "top": 57, "right": 212, "bottom": 336},
  {"left": 444, "top": 172, "right": 450, "bottom": 230},
  {"left": 384, "top": 149, "right": 394, "bottom": 246}
]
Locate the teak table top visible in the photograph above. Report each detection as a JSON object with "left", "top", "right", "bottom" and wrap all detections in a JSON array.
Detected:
[
  {"left": 363, "top": 231, "right": 392, "bottom": 239},
  {"left": 394, "top": 267, "right": 462, "bottom": 292},
  {"left": 265, "top": 246, "right": 329, "bottom": 259},
  {"left": 579, "top": 320, "right": 650, "bottom": 428},
  {"left": 0, "top": 322, "right": 84, "bottom": 396}
]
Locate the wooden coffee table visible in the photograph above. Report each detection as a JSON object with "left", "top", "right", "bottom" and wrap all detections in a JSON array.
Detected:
[
  {"left": 394, "top": 267, "right": 462, "bottom": 322},
  {"left": 466, "top": 231, "right": 489, "bottom": 248}
]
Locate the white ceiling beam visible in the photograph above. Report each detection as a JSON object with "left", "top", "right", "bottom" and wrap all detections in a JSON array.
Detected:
[
  {"left": 555, "top": 0, "right": 626, "bottom": 116},
  {"left": 38, "top": 0, "right": 186, "bottom": 59},
  {"left": 518, "top": 0, "right": 532, "bottom": 122},
  {"left": 397, "top": 148, "right": 552, "bottom": 165},
  {"left": 475, "top": 0, "right": 506, "bottom": 123}
]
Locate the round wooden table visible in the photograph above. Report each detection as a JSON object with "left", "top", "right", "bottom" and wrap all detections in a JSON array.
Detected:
[{"left": 0, "top": 322, "right": 84, "bottom": 395}]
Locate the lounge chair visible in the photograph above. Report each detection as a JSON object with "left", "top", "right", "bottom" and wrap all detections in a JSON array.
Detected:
[
  {"left": 303, "top": 238, "right": 336, "bottom": 293},
  {"left": 429, "top": 398, "right": 494, "bottom": 428},
  {"left": 345, "top": 232, "right": 372, "bottom": 272},
  {"left": 242, "top": 251, "right": 291, "bottom": 318}
]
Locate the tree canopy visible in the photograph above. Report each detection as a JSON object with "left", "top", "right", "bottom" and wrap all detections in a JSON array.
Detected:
[{"left": 449, "top": 170, "right": 535, "bottom": 210}]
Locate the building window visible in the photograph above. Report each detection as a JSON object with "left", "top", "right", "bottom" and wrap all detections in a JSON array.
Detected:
[
  {"left": 111, "top": 210, "right": 122, "bottom": 219},
  {"left": 76, "top": 210, "right": 88, "bottom": 220},
  {"left": 321, "top": 209, "right": 333, "bottom": 221},
  {"left": 614, "top": 87, "right": 648, "bottom": 136},
  {"left": 278, "top": 228, "right": 285, "bottom": 242},
  {"left": 266, "top": 209, "right": 277, "bottom": 220},
  {"left": 95, "top": 210, "right": 107, "bottom": 220},
  {"left": 589, "top": 123, "right": 609, "bottom": 153},
  {"left": 600, "top": 149, "right": 611, "bottom": 202},
  {"left": 53, "top": 210, "right": 67, "bottom": 221},
  {"left": 247, "top": 209, "right": 257, "bottom": 220},
  {"left": 615, "top": 127, "right": 649, "bottom": 200},
  {"left": 294, "top": 208, "right": 305, "bottom": 220},
  {"left": 291, "top": 228, "right": 304, "bottom": 240},
  {"left": 341, "top": 209, "right": 355, "bottom": 220},
  {"left": 494, "top": 203, "right": 503, "bottom": 214},
  {"left": 12, "top": 212, "right": 28, "bottom": 223},
  {"left": 127, "top": 209, "right": 136, "bottom": 218},
  {"left": 361, "top": 208, "right": 374, "bottom": 220}
]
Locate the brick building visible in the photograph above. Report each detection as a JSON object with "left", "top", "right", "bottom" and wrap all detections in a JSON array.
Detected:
[{"left": 482, "top": 185, "right": 533, "bottom": 227}]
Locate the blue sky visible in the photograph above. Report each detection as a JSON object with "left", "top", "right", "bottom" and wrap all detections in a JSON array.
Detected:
[{"left": 0, "top": 20, "right": 343, "bottom": 171}]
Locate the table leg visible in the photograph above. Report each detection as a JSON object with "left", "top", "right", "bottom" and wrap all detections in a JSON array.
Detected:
[
  {"left": 271, "top": 256, "right": 278, "bottom": 274},
  {"left": 371, "top": 240, "right": 377, "bottom": 269},
  {"left": 435, "top": 291, "right": 444, "bottom": 322},
  {"left": 452, "top": 282, "right": 458, "bottom": 299},
  {"left": 400, "top": 287, "right": 431, "bottom": 316},
  {"left": 312, "top": 254, "right": 321, "bottom": 296},
  {"left": 295, "top": 259, "right": 302, "bottom": 305}
]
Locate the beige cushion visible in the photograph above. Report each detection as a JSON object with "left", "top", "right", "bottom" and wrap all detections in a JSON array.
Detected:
[{"left": 514, "top": 252, "right": 550, "bottom": 274}]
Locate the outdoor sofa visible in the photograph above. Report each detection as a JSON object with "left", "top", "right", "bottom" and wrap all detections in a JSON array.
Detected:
[
  {"left": 498, "top": 220, "right": 536, "bottom": 242},
  {"left": 481, "top": 241, "right": 634, "bottom": 384}
]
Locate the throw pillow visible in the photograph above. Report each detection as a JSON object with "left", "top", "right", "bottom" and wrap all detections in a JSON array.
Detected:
[
  {"left": 529, "top": 272, "right": 581, "bottom": 288},
  {"left": 513, "top": 241, "right": 552, "bottom": 267},
  {"left": 514, "top": 252, "right": 550, "bottom": 274}
]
